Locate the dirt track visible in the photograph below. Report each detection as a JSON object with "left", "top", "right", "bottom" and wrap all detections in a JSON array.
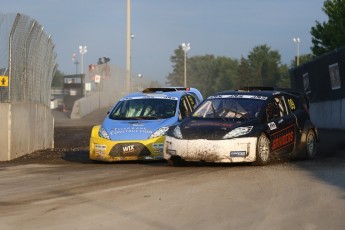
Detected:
[{"left": 0, "top": 109, "right": 344, "bottom": 230}]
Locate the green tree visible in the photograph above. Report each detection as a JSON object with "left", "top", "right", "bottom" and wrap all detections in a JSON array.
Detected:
[
  {"left": 212, "top": 56, "right": 239, "bottom": 93},
  {"left": 246, "top": 45, "right": 281, "bottom": 87},
  {"left": 188, "top": 55, "right": 218, "bottom": 97},
  {"left": 276, "top": 64, "right": 291, "bottom": 88},
  {"left": 233, "top": 57, "right": 251, "bottom": 88},
  {"left": 310, "top": 0, "right": 345, "bottom": 56},
  {"left": 51, "top": 68, "right": 64, "bottom": 87},
  {"left": 290, "top": 54, "right": 314, "bottom": 68},
  {"left": 166, "top": 46, "right": 184, "bottom": 86},
  {"left": 166, "top": 44, "right": 287, "bottom": 96}
]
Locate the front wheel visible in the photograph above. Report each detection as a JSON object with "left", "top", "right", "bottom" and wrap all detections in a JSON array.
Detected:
[
  {"left": 305, "top": 130, "right": 317, "bottom": 159},
  {"left": 254, "top": 133, "right": 270, "bottom": 165},
  {"left": 167, "top": 156, "right": 186, "bottom": 167}
]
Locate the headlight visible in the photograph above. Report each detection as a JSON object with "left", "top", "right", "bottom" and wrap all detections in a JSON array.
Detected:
[
  {"left": 149, "top": 126, "right": 169, "bottom": 139},
  {"left": 98, "top": 127, "right": 111, "bottom": 140},
  {"left": 222, "top": 126, "right": 253, "bottom": 139},
  {"left": 172, "top": 126, "right": 183, "bottom": 139}
]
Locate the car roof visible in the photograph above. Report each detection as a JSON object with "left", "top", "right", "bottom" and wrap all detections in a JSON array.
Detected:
[
  {"left": 212, "top": 87, "right": 305, "bottom": 98},
  {"left": 123, "top": 87, "right": 203, "bottom": 100},
  {"left": 211, "top": 89, "right": 276, "bottom": 98}
]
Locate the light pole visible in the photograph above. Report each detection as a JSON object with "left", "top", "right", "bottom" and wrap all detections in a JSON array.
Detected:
[
  {"left": 138, "top": 73, "right": 143, "bottom": 91},
  {"left": 293, "top": 38, "right": 300, "bottom": 66},
  {"left": 181, "top": 42, "right": 190, "bottom": 87},
  {"left": 79, "top": 45, "right": 87, "bottom": 74},
  {"left": 126, "top": 0, "right": 131, "bottom": 92},
  {"left": 72, "top": 53, "right": 79, "bottom": 75}
]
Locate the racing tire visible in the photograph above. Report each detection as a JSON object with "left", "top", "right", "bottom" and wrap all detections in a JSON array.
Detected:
[
  {"left": 254, "top": 133, "right": 270, "bottom": 166},
  {"left": 167, "top": 156, "right": 186, "bottom": 167},
  {"left": 305, "top": 129, "right": 317, "bottom": 159}
]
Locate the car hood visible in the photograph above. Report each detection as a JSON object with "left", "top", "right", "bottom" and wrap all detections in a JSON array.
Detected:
[
  {"left": 179, "top": 118, "right": 258, "bottom": 140},
  {"left": 102, "top": 117, "right": 176, "bottom": 141}
]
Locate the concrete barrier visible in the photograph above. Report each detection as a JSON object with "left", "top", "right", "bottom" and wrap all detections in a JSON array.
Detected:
[
  {"left": 0, "top": 102, "right": 54, "bottom": 161},
  {"left": 70, "top": 91, "right": 123, "bottom": 119}
]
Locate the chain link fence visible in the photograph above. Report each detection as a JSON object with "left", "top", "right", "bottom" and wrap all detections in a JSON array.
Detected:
[{"left": 0, "top": 13, "right": 56, "bottom": 106}]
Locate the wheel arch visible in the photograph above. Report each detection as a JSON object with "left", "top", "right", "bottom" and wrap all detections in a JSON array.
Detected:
[{"left": 295, "top": 120, "right": 318, "bottom": 157}]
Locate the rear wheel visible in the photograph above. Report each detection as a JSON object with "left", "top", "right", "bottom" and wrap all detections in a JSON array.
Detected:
[
  {"left": 305, "top": 130, "right": 317, "bottom": 159},
  {"left": 254, "top": 133, "right": 270, "bottom": 165}
]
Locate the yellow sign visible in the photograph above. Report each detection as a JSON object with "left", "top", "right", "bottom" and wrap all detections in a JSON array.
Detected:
[{"left": 0, "top": 76, "right": 9, "bottom": 87}]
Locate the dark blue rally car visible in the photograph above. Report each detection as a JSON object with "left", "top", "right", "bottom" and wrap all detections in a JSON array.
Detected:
[{"left": 163, "top": 87, "right": 318, "bottom": 165}]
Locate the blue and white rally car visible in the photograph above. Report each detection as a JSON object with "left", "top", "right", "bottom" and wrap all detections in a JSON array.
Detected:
[{"left": 89, "top": 87, "right": 203, "bottom": 162}]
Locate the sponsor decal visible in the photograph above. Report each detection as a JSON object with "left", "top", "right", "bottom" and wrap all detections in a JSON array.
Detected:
[
  {"left": 189, "top": 121, "right": 233, "bottom": 128},
  {"left": 95, "top": 144, "right": 107, "bottom": 155},
  {"left": 268, "top": 122, "right": 277, "bottom": 130},
  {"left": 152, "top": 143, "right": 164, "bottom": 149},
  {"left": 287, "top": 99, "right": 296, "bottom": 110},
  {"left": 131, "top": 122, "right": 144, "bottom": 126},
  {"left": 110, "top": 127, "right": 152, "bottom": 135},
  {"left": 122, "top": 145, "right": 135, "bottom": 153},
  {"left": 95, "top": 144, "right": 106, "bottom": 150},
  {"left": 271, "top": 125, "right": 295, "bottom": 151},
  {"left": 208, "top": 95, "right": 268, "bottom": 100},
  {"left": 153, "top": 143, "right": 164, "bottom": 153},
  {"left": 95, "top": 149, "right": 104, "bottom": 155},
  {"left": 230, "top": 151, "right": 247, "bottom": 157}
]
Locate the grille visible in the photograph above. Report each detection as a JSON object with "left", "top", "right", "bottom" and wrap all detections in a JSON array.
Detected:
[{"left": 109, "top": 142, "right": 151, "bottom": 157}]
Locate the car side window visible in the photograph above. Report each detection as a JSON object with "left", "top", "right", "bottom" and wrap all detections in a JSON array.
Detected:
[
  {"left": 274, "top": 96, "right": 288, "bottom": 117},
  {"left": 179, "top": 95, "right": 196, "bottom": 120},
  {"left": 266, "top": 96, "right": 287, "bottom": 120},
  {"left": 186, "top": 94, "right": 197, "bottom": 109}
]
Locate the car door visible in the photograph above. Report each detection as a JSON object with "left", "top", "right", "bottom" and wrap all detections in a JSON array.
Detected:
[{"left": 266, "top": 95, "right": 297, "bottom": 157}]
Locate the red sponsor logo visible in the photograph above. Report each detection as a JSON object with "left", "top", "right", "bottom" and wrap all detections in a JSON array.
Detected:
[{"left": 271, "top": 126, "right": 294, "bottom": 151}]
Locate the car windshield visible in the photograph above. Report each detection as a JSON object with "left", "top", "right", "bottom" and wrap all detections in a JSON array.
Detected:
[
  {"left": 192, "top": 95, "right": 265, "bottom": 120},
  {"left": 109, "top": 97, "right": 177, "bottom": 120}
]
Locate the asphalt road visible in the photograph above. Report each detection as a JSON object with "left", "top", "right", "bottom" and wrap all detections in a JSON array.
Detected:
[{"left": 0, "top": 109, "right": 344, "bottom": 230}]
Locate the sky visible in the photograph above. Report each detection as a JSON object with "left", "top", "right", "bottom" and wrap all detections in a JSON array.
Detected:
[{"left": 3, "top": 0, "right": 328, "bottom": 84}]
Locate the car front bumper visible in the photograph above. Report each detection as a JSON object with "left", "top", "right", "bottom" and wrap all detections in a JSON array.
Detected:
[
  {"left": 89, "top": 126, "right": 165, "bottom": 162},
  {"left": 163, "top": 136, "right": 258, "bottom": 163}
]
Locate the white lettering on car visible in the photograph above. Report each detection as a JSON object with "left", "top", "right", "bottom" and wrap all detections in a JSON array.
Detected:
[{"left": 122, "top": 145, "right": 135, "bottom": 153}]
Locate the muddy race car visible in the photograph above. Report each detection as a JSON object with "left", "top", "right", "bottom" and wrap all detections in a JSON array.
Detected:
[
  {"left": 163, "top": 87, "right": 318, "bottom": 165},
  {"left": 89, "top": 87, "right": 203, "bottom": 162}
]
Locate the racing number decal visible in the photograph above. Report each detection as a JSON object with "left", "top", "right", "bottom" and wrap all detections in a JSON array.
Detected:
[
  {"left": 287, "top": 99, "right": 296, "bottom": 110},
  {"left": 268, "top": 122, "right": 277, "bottom": 130},
  {"left": 271, "top": 125, "right": 295, "bottom": 151}
]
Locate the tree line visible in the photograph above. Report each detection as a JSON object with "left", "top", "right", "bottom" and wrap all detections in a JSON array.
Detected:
[
  {"left": 166, "top": 44, "right": 290, "bottom": 97},
  {"left": 165, "top": 0, "right": 345, "bottom": 97}
]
